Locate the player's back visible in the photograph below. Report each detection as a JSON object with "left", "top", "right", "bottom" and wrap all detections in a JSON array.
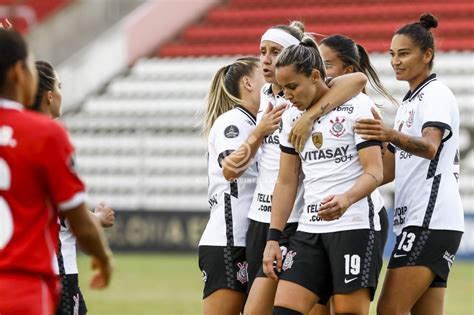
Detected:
[{"left": 0, "top": 101, "right": 84, "bottom": 279}]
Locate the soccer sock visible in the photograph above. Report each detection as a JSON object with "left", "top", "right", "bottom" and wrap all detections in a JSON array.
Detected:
[{"left": 272, "top": 306, "right": 303, "bottom": 315}]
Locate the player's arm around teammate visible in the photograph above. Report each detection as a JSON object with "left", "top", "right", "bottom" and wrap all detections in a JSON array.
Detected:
[
  {"left": 245, "top": 21, "right": 368, "bottom": 315},
  {"left": 263, "top": 37, "right": 384, "bottom": 315},
  {"left": 355, "top": 14, "right": 464, "bottom": 315}
]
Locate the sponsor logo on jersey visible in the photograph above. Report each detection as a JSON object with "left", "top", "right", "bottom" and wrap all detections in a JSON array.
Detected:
[
  {"left": 406, "top": 109, "right": 415, "bottom": 128},
  {"left": 312, "top": 132, "right": 323, "bottom": 149},
  {"left": 329, "top": 116, "right": 346, "bottom": 137},
  {"left": 393, "top": 253, "right": 407, "bottom": 258},
  {"left": 453, "top": 172, "right": 459, "bottom": 182},
  {"left": 344, "top": 277, "right": 358, "bottom": 284},
  {"left": 282, "top": 250, "right": 296, "bottom": 271},
  {"left": 0, "top": 126, "right": 17, "bottom": 147},
  {"left": 236, "top": 262, "right": 248, "bottom": 284},
  {"left": 443, "top": 251, "right": 455, "bottom": 269},
  {"left": 208, "top": 194, "right": 218, "bottom": 208},
  {"left": 224, "top": 125, "right": 239, "bottom": 138},
  {"left": 299, "top": 145, "right": 349, "bottom": 162},
  {"left": 454, "top": 149, "right": 460, "bottom": 165},
  {"left": 334, "top": 104, "right": 354, "bottom": 114},
  {"left": 418, "top": 92, "right": 424, "bottom": 101},
  {"left": 393, "top": 206, "right": 407, "bottom": 226},
  {"left": 202, "top": 270, "right": 208, "bottom": 283},
  {"left": 263, "top": 134, "right": 279, "bottom": 145}
]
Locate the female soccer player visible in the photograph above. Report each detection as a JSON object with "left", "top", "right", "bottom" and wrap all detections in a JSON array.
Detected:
[
  {"left": 32, "top": 60, "right": 116, "bottom": 315},
  {"left": 199, "top": 56, "right": 285, "bottom": 315},
  {"left": 263, "top": 36, "right": 384, "bottom": 315},
  {"left": 245, "top": 22, "right": 368, "bottom": 315},
  {"left": 318, "top": 34, "right": 394, "bottom": 260},
  {"left": 354, "top": 13, "right": 464, "bottom": 315}
]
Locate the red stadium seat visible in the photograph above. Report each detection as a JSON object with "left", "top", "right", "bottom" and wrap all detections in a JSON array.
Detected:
[{"left": 156, "top": 0, "right": 474, "bottom": 56}]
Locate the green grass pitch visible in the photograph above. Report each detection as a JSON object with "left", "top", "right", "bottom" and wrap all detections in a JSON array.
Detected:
[{"left": 77, "top": 253, "right": 474, "bottom": 315}]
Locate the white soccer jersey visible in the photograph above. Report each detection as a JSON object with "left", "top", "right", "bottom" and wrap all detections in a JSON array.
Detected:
[
  {"left": 280, "top": 93, "right": 384, "bottom": 234},
  {"left": 389, "top": 74, "right": 464, "bottom": 235},
  {"left": 248, "top": 84, "right": 304, "bottom": 223},
  {"left": 53, "top": 219, "right": 78, "bottom": 275},
  {"left": 199, "top": 106, "right": 258, "bottom": 247}
]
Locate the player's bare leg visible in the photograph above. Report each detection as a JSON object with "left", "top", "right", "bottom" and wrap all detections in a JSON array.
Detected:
[
  {"left": 411, "top": 287, "right": 445, "bottom": 315},
  {"left": 244, "top": 277, "right": 278, "bottom": 315},
  {"left": 203, "top": 288, "right": 245, "bottom": 315},
  {"left": 377, "top": 266, "right": 434, "bottom": 315}
]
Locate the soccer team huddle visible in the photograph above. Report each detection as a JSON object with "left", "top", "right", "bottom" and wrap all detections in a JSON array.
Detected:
[
  {"left": 198, "top": 13, "right": 464, "bottom": 315},
  {"left": 0, "top": 11, "right": 465, "bottom": 315}
]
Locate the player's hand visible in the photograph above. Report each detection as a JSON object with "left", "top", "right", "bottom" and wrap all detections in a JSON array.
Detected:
[
  {"left": 354, "top": 107, "right": 392, "bottom": 142},
  {"left": 255, "top": 103, "right": 286, "bottom": 137},
  {"left": 89, "top": 254, "right": 113, "bottom": 289},
  {"left": 289, "top": 112, "right": 313, "bottom": 152},
  {"left": 262, "top": 240, "right": 282, "bottom": 281},
  {"left": 94, "top": 202, "right": 115, "bottom": 228},
  {"left": 0, "top": 19, "right": 12, "bottom": 29},
  {"left": 317, "top": 194, "right": 351, "bottom": 221}
]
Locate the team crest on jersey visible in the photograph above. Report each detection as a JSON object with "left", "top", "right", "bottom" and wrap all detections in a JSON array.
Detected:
[
  {"left": 282, "top": 250, "right": 297, "bottom": 271},
  {"left": 406, "top": 109, "right": 415, "bottom": 128},
  {"left": 443, "top": 251, "right": 455, "bottom": 269},
  {"left": 312, "top": 132, "right": 323, "bottom": 149},
  {"left": 236, "top": 262, "right": 248, "bottom": 284},
  {"left": 202, "top": 270, "right": 208, "bottom": 283},
  {"left": 329, "top": 116, "right": 346, "bottom": 137},
  {"left": 224, "top": 125, "right": 239, "bottom": 138}
]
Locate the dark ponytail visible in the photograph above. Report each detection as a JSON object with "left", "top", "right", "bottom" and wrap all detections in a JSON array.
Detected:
[
  {"left": 321, "top": 34, "right": 397, "bottom": 105},
  {"left": 395, "top": 13, "right": 438, "bottom": 69},
  {"left": 355, "top": 44, "right": 398, "bottom": 105},
  {"left": 32, "top": 61, "right": 56, "bottom": 112}
]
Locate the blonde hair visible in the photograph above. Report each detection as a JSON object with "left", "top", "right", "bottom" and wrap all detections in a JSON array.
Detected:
[{"left": 202, "top": 56, "right": 260, "bottom": 137}]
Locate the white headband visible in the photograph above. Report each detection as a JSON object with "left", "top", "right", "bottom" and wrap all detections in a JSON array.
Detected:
[{"left": 261, "top": 29, "right": 300, "bottom": 48}]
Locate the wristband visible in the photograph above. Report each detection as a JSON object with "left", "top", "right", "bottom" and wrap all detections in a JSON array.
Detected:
[{"left": 267, "top": 228, "right": 282, "bottom": 241}]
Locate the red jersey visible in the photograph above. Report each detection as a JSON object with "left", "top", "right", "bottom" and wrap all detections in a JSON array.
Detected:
[{"left": 0, "top": 99, "right": 86, "bottom": 280}]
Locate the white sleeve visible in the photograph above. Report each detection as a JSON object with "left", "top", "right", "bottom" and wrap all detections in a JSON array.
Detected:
[
  {"left": 279, "top": 109, "right": 298, "bottom": 155},
  {"left": 214, "top": 114, "right": 254, "bottom": 165},
  {"left": 420, "top": 87, "right": 454, "bottom": 141},
  {"left": 353, "top": 97, "right": 382, "bottom": 150}
]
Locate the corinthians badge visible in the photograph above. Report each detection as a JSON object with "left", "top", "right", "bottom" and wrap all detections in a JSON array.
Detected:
[
  {"left": 329, "top": 116, "right": 346, "bottom": 137},
  {"left": 312, "top": 132, "right": 323, "bottom": 149}
]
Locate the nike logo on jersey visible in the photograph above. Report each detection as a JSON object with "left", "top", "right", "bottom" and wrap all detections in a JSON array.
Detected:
[
  {"left": 393, "top": 253, "right": 407, "bottom": 258},
  {"left": 344, "top": 277, "right": 358, "bottom": 284}
]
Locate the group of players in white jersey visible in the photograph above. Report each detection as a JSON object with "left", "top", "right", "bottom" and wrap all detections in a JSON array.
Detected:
[{"left": 199, "top": 13, "right": 464, "bottom": 315}]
